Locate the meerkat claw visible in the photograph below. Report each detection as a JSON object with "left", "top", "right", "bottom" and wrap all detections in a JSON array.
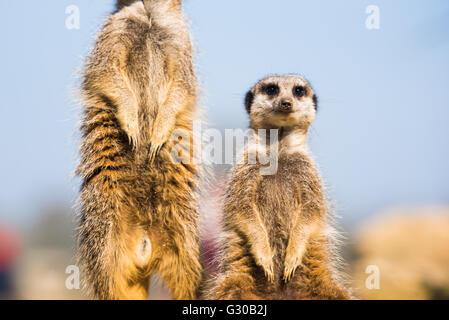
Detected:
[
  {"left": 283, "top": 267, "right": 294, "bottom": 282},
  {"left": 265, "top": 263, "right": 275, "bottom": 282},
  {"left": 148, "top": 142, "right": 165, "bottom": 163},
  {"left": 283, "top": 253, "right": 302, "bottom": 282},
  {"left": 260, "top": 257, "right": 274, "bottom": 282}
]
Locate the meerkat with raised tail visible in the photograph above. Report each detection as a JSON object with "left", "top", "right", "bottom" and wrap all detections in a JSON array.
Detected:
[
  {"left": 76, "top": 0, "right": 202, "bottom": 300},
  {"left": 205, "top": 75, "right": 350, "bottom": 300}
]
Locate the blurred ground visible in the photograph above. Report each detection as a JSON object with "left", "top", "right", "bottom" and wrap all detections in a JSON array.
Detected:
[
  {"left": 3, "top": 202, "right": 448, "bottom": 300},
  {"left": 11, "top": 206, "right": 85, "bottom": 299},
  {"left": 350, "top": 206, "right": 449, "bottom": 300}
]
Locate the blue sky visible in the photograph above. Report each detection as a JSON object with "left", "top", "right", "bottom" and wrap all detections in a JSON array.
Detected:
[{"left": 0, "top": 0, "right": 448, "bottom": 225}]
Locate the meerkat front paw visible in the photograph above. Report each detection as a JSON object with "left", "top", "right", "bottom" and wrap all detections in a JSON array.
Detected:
[
  {"left": 254, "top": 244, "right": 274, "bottom": 282},
  {"left": 283, "top": 243, "right": 306, "bottom": 282},
  {"left": 148, "top": 119, "right": 172, "bottom": 161},
  {"left": 148, "top": 137, "right": 166, "bottom": 162}
]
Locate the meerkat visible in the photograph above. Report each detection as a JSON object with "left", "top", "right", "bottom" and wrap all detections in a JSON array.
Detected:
[
  {"left": 76, "top": 0, "right": 203, "bottom": 300},
  {"left": 205, "top": 75, "right": 350, "bottom": 300}
]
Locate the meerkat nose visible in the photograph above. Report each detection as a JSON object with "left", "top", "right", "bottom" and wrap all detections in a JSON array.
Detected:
[{"left": 280, "top": 100, "right": 293, "bottom": 112}]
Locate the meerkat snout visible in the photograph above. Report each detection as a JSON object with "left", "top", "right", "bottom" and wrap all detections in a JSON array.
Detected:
[{"left": 279, "top": 99, "right": 293, "bottom": 112}]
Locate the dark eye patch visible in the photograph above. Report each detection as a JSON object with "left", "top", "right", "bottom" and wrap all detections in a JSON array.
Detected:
[
  {"left": 293, "top": 86, "right": 307, "bottom": 99},
  {"left": 261, "top": 84, "right": 279, "bottom": 97}
]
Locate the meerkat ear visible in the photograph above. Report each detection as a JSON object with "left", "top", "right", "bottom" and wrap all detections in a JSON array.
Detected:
[
  {"left": 116, "top": 0, "right": 137, "bottom": 10},
  {"left": 312, "top": 94, "right": 318, "bottom": 111},
  {"left": 245, "top": 91, "right": 254, "bottom": 114}
]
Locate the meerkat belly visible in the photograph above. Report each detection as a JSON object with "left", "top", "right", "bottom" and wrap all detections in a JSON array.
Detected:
[{"left": 256, "top": 174, "right": 298, "bottom": 265}]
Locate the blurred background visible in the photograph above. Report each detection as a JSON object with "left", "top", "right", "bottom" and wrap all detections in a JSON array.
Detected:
[{"left": 0, "top": 0, "right": 447, "bottom": 299}]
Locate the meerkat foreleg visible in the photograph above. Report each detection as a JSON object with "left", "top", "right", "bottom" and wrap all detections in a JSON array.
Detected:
[
  {"left": 283, "top": 212, "right": 319, "bottom": 282},
  {"left": 148, "top": 87, "right": 188, "bottom": 160},
  {"left": 227, "top": 168, "right": 275, "bottom": 282},
  {"left": 239, "top": 203, "right": 274, "bottom": 282}
]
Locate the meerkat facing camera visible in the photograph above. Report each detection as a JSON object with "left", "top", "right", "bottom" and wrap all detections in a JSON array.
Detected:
[
  {"left": 205, "top": 75, "right": 350, "bottom": 300},
  {"left": 76, "top": 0, "right": 202, "bottom": 300}
]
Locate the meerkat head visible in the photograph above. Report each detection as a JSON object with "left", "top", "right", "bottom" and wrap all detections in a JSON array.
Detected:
[{"left": 245, "top": 75, "right": 318, "bottom": 131}]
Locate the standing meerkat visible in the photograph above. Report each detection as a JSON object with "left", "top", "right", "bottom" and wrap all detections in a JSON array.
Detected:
[
  {"left": 205, "top": 75, "right": 350, "bottom": 300},
  {"left": 76, "top": 0, "right": 202, "bottom": 300}
]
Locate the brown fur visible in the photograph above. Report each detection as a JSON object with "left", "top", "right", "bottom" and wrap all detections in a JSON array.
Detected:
[
  {"left": 205, "top": 75, "right": 350, "bottom": 300},
  {"left": 76, "top": 0, "right": 202, "bottom": 300}
]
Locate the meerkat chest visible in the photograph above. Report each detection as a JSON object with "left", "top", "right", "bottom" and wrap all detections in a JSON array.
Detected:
[
  {"left": 255, "top": 163, "right": 301, "bottom": 233},
  {"left": 256, "top": 153, "right": 315, "bottom": 231}
]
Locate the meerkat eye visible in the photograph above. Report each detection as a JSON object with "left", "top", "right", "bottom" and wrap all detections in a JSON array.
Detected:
[
  {"left": 293, "top": 86, "right": 307, "bottom": 99},
  {"left": 262, "top": 84, "right": 279, "bottom": 97}
]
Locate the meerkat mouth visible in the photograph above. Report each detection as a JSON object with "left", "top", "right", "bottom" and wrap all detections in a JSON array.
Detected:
[
  {"left": 274, "top": 109, "right": 293, "bottom": 114},
  {"left": 270, "top": 113, "right": 295, "bottom": 127}
]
